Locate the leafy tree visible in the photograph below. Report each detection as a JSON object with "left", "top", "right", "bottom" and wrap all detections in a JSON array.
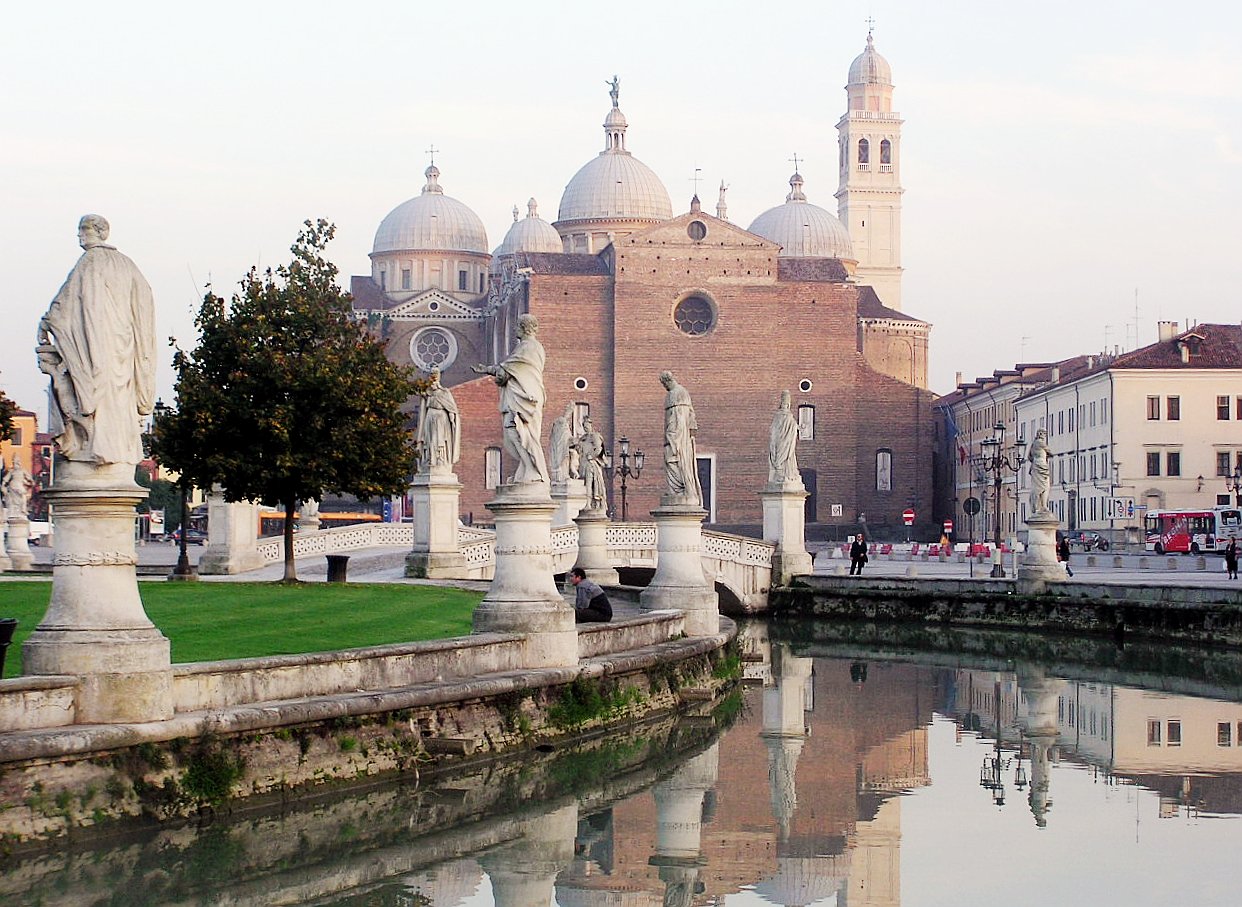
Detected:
[
  {"left": 0, "top": 386, "right": 16, "bottom": 442},
  {"left": 134, "top": 465, "right": 181, "bottom": 517},
  {"left": 152, "top": 220, "right": 413, "bottom": 581}
]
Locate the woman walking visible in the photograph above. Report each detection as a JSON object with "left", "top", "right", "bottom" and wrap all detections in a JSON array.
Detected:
[{"left": 1226, "top": 537, "right": 1238, "bottom": 580}]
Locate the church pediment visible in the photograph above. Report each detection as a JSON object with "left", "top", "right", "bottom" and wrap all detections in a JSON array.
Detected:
[
  {"left": 384, "top": 289, "right": 481, "bottom": 320},
  {"left": 617, "top": 211, "right": 779, "bottom": 252}
]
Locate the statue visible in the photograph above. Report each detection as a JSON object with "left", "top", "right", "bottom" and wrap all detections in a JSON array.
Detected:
[
  {"left": 660, "top": 371, "right": 703, "bottom": 506},
  {"left": 768, "top": 390, "right": 799, "bottom": 485},
  {"left": 474, "top": 313, "right": 549, "bottom": 485},
  {"left": 415, "top": 368, "right": 460, "bottom": 473},
  {"left": 1028, "top": 429, "right": 1051, "bottom": 514},
  {"left": 607, "top": 74, "right": 620, "bottom": 108},
  {"left": 3, "top": 456, "right": 32, "bottom": 518},
  {"left": 549, "top": 402, "right": 576, "bottom": 483},
  {"left": 36, "top": 214, "right": 156, "bottom": 466},
  {"left": 575, "top": 416, "right": 608, "bottom": 512}
]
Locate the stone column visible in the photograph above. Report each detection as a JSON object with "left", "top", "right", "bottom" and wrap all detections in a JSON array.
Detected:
[
  {"left": 551, "top": 478, "right": 588, "bottom": 527},
  {"left": 1017, "top": 510, "right": 1065, "bottom": 590},
  {"left": 5, "top": 514, "right": 35, "bottom": 571},
  {"left": 650, "top": 743, "right": 718, "bottom": 907},
  {"left": 406, "top": 473, "right": 465, "bottom": 578},
  {"left": 473, "top": 485, "right": 577, "bottom": 668},
  {"left": 482, "top": 803, "right": 578, "bottom": 907},
  {"left": 22, "top": 461, "right": 172, "bottom": 723},
  {"left": 760, "top": 480, "right": 813, "bottom": 585},
  {"left": 197, "top": 489, "right": 264, "bottom": 575},
  {"left": 762, "top": 645, "right": 813, "bottom": 841},
  {"left": 572, "top": 507, "right": 618, "bottom": 584},
  {"left": 640, "top": 501, "right": 718, "bottom": 636}
]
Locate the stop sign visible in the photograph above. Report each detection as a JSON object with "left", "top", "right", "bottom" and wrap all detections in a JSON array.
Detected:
[{"left": 902, "top": 508, "right": 915, "bottom": 525}]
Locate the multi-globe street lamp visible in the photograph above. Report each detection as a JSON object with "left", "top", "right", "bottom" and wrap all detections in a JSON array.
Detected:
[
  {"left": 1229, "top": 466, "right": 1242, "bottom": 508},
  {"left": 974, "top": 421, "right": 1026, "bottom": 578},
  {"left": 608, "top": 436, "right": 644, "bottom": 522},
  {"left": 151, "top": 399, "right": 195, "bottom": 581}
]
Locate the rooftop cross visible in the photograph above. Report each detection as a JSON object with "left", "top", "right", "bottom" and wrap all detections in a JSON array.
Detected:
[
  {"left": 789, "top": 152, "right": 801, "bottom": 173},
  {"left": 426, "top": 144, "right": 439, "bottom": 166},
  {"left": 866, "top": 15, "right": 876, "bottom": 36},
  {"left": 690, "top": 167, "right": 702, "bottom": 196}
]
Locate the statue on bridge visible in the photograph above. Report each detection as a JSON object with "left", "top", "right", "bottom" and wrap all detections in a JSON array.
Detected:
[
  {"left": 575, "top": 416, "right": 608, "bottom": 512},
  {"left": 660, "top": 371, "right": 702, "bottom": 507},
  {"left": 474, "top": 314, "right": 548, "bottom": 486},
  {"left": 414, "top": 367, "right": 460, "bottom": 474},
  {"left": 768, "top": 390, "right": 800, "bottom": 486}
]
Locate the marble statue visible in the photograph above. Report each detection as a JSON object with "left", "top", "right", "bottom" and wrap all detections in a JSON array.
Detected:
[
  {"left": 1028, "top": 429, "right": 1051, "bottom": 514},
  {"left": 36, "top": 214, "right": 156, "bottom": 466},
  {"left": 607, "top": 74, "right": 620, "bottom": 107},
  {"left": 660, "top": 371, "right": 703, "bottom": 505},
  {"left": 415, "top": 368, "right": 460, "bottom": 473},
  {"left": 3, "top": 456, "right": 32, "bottom": 517},
  {"left": 301, "top": 498, "right": 319, "bottom": 520},
  {"left": 768, "top": 390, "right": 799, "bottom": 485},
  {"left": 549, "top": 402, "right": 576, "bottom": 483},
  {"left": 575, "top": 416, "right": 608, "bottom": 512},
  {"left": 474, "top": 313, "right": 548, "bottom": 485}
]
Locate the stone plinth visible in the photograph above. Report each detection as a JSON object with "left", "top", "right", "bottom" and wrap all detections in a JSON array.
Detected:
[
  {"left": 1017, "top": 510, "right": 1065, "bottom": 591},
  {"left": 641, "top": 500, "right": 718, "bottom": 636},
  {"left": 405, "top": 472, "right": 465, "bottom": 578},
  {"left": 0, "top": 526, "right": 11, "bottom": 571},
  {"left": 480, "top": 803, "right": 577, "bottom": 907},
  {"left": 22, "top": 462, "right": 172, "bottom": 724},
  {"left": 551, "top": 478, "right": 588, "bottom": 527},
  {"left": 472, "top": 484, "right": 576, "bottom": 668},
  {"left": 5, "top": 515, "right": 34, "bottom": 570},
  {"left": 760, "top": 482, "right": 813, "bottom": 584},
  {"left": 572, "top": 508, "right": 619, "bottom": 584},
  {"left": 198, "top": 491, "right": 264, "bottom": 575}
]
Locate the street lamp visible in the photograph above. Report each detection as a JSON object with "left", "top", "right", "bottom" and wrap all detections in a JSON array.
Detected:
[
  {"left": 152, "top": 399, "right": 196, "bottom": 581},
  {"left": 973, "top": 421, "right": 1026, "bottom": 578},
  {"left": 1229, "top": 467, "right": 1242, "bottom": 508},
  {"left": 610, "top": 436, "right": 644, "bottom": 522}
]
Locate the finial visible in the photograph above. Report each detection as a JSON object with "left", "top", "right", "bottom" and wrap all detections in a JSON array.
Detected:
[
  {"left": 527, "top": 197, "right": 539, "bottom": 219},
  {"left": 690, "top": 166, "right": 702, "bottom": 197},
  {"left": 423, "top": 162, "right": 443, "bottom": 195},
  {"left": 426, "top": 143, "right": 439, "bottom": 166},
  {"left": 690, "top": 195, "right": 701, "bottom": 214},
  {"left": 789, "top": 152, "right": 802, "bottom": 174},
  {"left": 716, "top": 181, "right": 729, "bottom": 221},
  {"left": 786, "top": 171, "right": 807, "bottom": 203},
  {"left": 866, "top": 16, "right": 876, "bottom": 39},
  {"left": 607, "top": 74, "right": 620, "bottom": 108},
  {"left": 512, "top": 204, "right": 520, "bottom": 223}
]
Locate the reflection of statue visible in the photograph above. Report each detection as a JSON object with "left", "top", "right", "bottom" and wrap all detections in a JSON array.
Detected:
[
  {"left": 1028, "top": 429, "right": 1050, "bottom": 514},
  {"left": 415, "top": 368, "right": 460, "bottom": 473},
  {"left": 660, "top": 371, "right": 702, "bottom": 505},
  {"left": 575, "top": 417, "right": 608, "bottom": 511},
  {"left": 3, "top": 457, "right": 32, "bottom": 517},
  {"left": 549, "top": 403, "right": 576, "bottom": 483},
  {"left": 768, "top": 390, "right": 799, "bottom": 485},
  {"left": 36, "top": 214, "right": 156, "bottom": 466},
  {"left": 473, "top": 314, "right": 548, "bottom": 485}
]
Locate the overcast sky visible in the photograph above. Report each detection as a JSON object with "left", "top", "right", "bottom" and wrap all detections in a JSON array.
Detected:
[{"left": 3, "top": 0, "right": 1240, "bottom": 419}]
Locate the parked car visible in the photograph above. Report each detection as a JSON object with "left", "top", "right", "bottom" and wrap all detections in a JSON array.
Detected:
[
  {"left": 171, "top": 527, "right": 207, "bottom": 545},
  {"left": 1065, "top": 530, "right": 1109, "bottom": 551}
]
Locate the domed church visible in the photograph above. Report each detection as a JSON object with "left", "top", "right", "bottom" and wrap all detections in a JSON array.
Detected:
[{"left": 351, "top": 35, "right": 935, "bottom": 534}]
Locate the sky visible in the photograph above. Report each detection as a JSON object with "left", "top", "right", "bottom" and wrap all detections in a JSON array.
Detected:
[{"left": 3, "top": 0, "right": 1241, "bottom": 421}]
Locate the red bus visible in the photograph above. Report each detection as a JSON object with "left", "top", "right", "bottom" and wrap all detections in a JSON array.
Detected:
[{"left": 1144, "top": 507, "right": 1242, "bottom": 554}]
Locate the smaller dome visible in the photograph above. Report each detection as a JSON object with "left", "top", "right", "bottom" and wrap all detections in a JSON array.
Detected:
[
  {"left": 747, "top": 173, "right": 855, "bottom": 260},
  {"left": 495, "top": 198, "right": 564, "bottom": 257},
  {"left": 849, "top": 33, "right": 892, "bottom": 85},
  {"left": 373, "top": 165, "right": 489, "bottom": 255}
]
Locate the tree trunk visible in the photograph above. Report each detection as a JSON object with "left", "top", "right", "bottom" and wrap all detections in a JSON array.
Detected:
[{"left": 283, "top": 500, "right": 297, "bottom": 582}]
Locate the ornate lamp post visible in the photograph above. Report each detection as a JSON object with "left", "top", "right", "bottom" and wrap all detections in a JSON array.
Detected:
[
  {"left": 974, "top": 421, "right": 1026, "bottom": 578},
  {"left": 1229, "top": 466, "right": 1242, "bottom": 508},
  {"left": 610, "top": 436, "right": 644, "bottom": 522}
]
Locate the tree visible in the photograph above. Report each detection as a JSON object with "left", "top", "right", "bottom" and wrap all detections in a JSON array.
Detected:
[
  {"left": 0, "top": 386, "right": 16, "bottom": 443},
  {"left": 152, "top": 220, "right": 413, "bottom": 581}
]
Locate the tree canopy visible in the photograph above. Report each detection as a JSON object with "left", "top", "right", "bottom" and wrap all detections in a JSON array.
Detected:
[
  {"left": 152, "top": 220, "right": 413, "bottom": 580},
  {"left": 0, "top": 387, "right": 17, "bottom": 443}
]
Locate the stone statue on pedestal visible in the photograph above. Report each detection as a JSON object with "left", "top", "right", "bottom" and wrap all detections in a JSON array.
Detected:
[
  {"left": 36, "top": 214, "right": 156, "bottom": 467},
  {"left": 2, "top": 456, "right": 32, "bottom": 518},
  {"left": 768, "top": 390, "right": 799, "bottom": 486},
  {"left": 549, "top": 402, "right": 577, "bottom": 484},
  {"left": 1028, "top": 429, "right": 1051, "bottom": 514},
  {"left": 574, "top": 416, "right": 608, "bottom": 512},
  {"left": 474, "top": 314, "right": 548, "bottom": 486},
  {"left": 660, "top": 371, "right": 702, "bottom": 506},
  {"left": 414, "top": 368, "right": 460, "bottom": 474}
]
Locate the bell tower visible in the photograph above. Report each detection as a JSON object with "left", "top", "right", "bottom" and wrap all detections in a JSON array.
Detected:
[{"left": 835, "top": 31, "right": 904, "bottom": 310}]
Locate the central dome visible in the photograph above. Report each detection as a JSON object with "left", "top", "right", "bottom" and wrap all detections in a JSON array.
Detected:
[
  {"left": 849, "top": 32, "right": 892, "bottom": 85},
  {"left": 748, "top": 173, "right": 855, "bottom": 260},
  {"left": 373, "top": 165, "right": 488, "bottom": 255}
]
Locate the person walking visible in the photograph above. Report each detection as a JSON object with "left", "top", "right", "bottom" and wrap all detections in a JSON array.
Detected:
[
  {"left": 849, "top": 533, "right": 869, "bottom": 576},
  {"left": 1057, "top": 535, "right": 1073, "bottom": 577},
  {"left": 1226, "top": 537, "right": 1238, "bottom": 580}
]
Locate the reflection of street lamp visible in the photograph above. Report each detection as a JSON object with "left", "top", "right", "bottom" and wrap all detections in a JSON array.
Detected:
[
  {"left": 609, "top": 436, "right": 644, "bottom": 522},
  {"left": 152, "top": 399, "right": 195, "bottom": 581},
  {"left": 974, "top": 421, "right": 1026, "bottom": 577},
  {"left": 978, "top": 679, "right": 1012, "bottom": 807}
]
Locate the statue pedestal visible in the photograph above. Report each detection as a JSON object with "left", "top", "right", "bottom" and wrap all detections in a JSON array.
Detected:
[
  {"left": 479, "top": 803, "right": 577, "bottom": 907},
  {"left": 5, "top": 515, "right": 35, "bottom": 571},
  {"left": 760, "top": 482, "right": 813, "bottom": 584},
  {"left": 0, "top": 526, "right": 11, "bottom": 571},
  {"left": 406, "top": 472, "right": 465, "bottom": 578},
  {"left": 1018, "top": 510, "right": 1066, "bottom": 591},
  {"left": 22, "top": 462, "right": 172, "bottom": 724},
  {"left": 198, "top": 491, "right": 264, "bottom": 575},
  {"left": 640, "top": 500, "right": 719, "bottom": 637},
  {"left": 472, "top": 484, "right": 576, "bottom": 668},
  {"left": 573, "top": 509, "right": 619, "bottom": 584},
  {"left": 551, "top": 478, "right": 588, "bottom": 526}
]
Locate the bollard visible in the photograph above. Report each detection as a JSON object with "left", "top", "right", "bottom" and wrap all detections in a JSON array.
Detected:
[
  {"left": 1167, "top": 557, "right": 1178, "bottom": 571},
  {"left": 1087, "top": 555, "right": 1097, "bottom": 567},
  {"left": 1139, "top": 558, "right": 1149, "bottom": 570},
  {"left": 0, "top": 618, "right": 17, "bottom": 677},
  {"left": 1196, "top": 556, "right": 1207, "bottom": 571},
  {"left": 834, "top": 564, "right": 847, "bottom": 576},
  {"left": 906, "top": 565, "right": 920, "bottom": 577},
  {"left": 1113, "top": 555, "right": 1123, "bottom": 568},
  {"left": 326, "top": 554, "right": 350, "bottom": 583}
]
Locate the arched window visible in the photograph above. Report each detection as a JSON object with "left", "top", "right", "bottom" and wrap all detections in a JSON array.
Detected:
[
  {"left": 880, "top": 139, "right": 892, "bottom": 164},
  {"left": 876, "top": 449, "right": 892, "bottom": 492},
  {"left": 858, "top": 138, "right": 870, "bottom": 165}
]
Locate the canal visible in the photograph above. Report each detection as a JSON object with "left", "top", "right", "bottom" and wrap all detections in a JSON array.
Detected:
[{"left": 5, "top": 619, "right": 1241, "bottom": 906}]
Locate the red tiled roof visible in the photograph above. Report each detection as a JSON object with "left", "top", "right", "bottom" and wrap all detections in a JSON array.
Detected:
[{"left": 1110, "top": 323, "right": 1242, "bottom": 370}]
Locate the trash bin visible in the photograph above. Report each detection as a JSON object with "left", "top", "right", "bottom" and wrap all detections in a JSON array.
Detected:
[
  {"left": 326, "top": 555, "right": 350, "bottom": 583},
  {"left": 0, "top": 618, "right": 18, "bottom": 677}
]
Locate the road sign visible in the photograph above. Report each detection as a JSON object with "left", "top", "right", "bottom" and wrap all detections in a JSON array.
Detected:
[
  {"left": 943, "top": 519, "right": 954, "bottom": 533},
  {"left": 963, "top": 497, "right": 982, "bottom": 516},
  {"left": 1105, "top": 497, "right": 1135, "bottom": 520},
  {"left": 902, "top": 508, "right": 916, "bottom": 526},
  {"left": 831, "top": 503, "right": 843, "bottom": 518}
]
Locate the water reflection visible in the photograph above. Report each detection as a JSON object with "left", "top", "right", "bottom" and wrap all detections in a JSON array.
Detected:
[{"left": 6, "top": 621, "right": 1242, "bottom": 905}]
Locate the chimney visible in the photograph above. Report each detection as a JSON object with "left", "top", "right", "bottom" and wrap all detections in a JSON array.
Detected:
[
  {"left": 1157, "top": 320, "right": 1178, "bottom": 342},
  {"left": 1050, "top": 366, "right": 1060, "bottom": 383},
  {"left": 955, "top": 371, "right": 962, "bottom": 387}
]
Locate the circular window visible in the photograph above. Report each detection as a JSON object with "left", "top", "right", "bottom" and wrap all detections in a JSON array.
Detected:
[
  {"left": 687, "top": 220, "right": 707, "bottom": 241},
  {"left": 673, "top": 295, "right": 716, "bottom": 336},
  {"left": 410, "top": 327, "right": 458, "bottom": 371},
  {"left": 799, "top": 378, "right": 813, "bottom": 393},
  {"left": 428, "top": 300, "right": 440, "bottom": 312},
  {"left": 574, "top": 377, "right": 589, "bottom": 391}
]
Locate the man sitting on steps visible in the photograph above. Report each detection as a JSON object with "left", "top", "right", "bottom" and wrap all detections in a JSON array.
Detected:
[{"left": 570, "top": 567, "right": 613, "bottom": 623}]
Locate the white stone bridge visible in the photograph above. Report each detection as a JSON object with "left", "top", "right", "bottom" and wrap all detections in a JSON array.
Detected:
[{"left": 253, "top": 520, "right": 775, "bottom": 611}]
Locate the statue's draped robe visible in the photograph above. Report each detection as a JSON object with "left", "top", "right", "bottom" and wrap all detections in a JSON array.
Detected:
[
  {"left": 663, "top": 383, "right": 702, "bottom": 505},
  {"left": 549, "top": 415, "right": 571, "bottom": 483},
  {"left": 579, "top": 429, "right": 607, "bottom": 510},
  {"left": 495, "top": 336, "right": 549, "bottom": 483},
  {"left": 418, "top": 385, "right": 460, "bottom": 470},
  {"left": 43, "top": 244, "right": 155, "bottom": 464},
  {"left": 768, "top": 407, "right": 799, "bottom": 484}
]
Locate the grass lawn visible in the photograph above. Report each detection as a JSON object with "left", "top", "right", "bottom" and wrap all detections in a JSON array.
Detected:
[{"left": 0, "top": 582, "right": 483, "bottom": 679}]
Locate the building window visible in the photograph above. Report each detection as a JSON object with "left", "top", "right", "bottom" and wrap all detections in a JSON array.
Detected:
[
  {"left": 1219, "top": 494, "right": 1232, "bottom": 506},
  {"left": 1167, "top": 396, "right": 1180, "bottom": 421},
  {"left": 1102, "top": 399, "right": 1108, "bottom": 424},
  {"left": 1057, "top": 411, "right": 1064, "bottom": 435},
  {"left": 1219, "top": 395, "right": 1232, "bottom": 420},
  {"left": 858, "top": 138, "right": 870, "bottom": 165},
  {"left": 1168, "top": 720, "right": 1182, "bottom": 746},
  {"left": 687, "top": 220, "right": 707, "bottom": 241},
  {"left": 1147, "top": 452, "right": 1160, "bottom": 476},
  {"left": 1167, "top": 451, "right": 1181, "bottom": 477},
  {"left": 797, "top": 404, "right": 815, "bottom": 440},
  {"left": 379, "top": 269, "right": 387, "bottom": 290},
  {"left": 1068, "top": 409, "right": 1075, "bottom": 432},
  {"left": 1237, "top": 397, "right": 1242, "bottom": 420},
  {"left": 880, "top": 138, "right": 891, "bottom": 164},
  {"left": 1090, "top": 401, "right": 1096, "bottom": 426},
  {"left": 573, "top": 376, "right": 589, "bottom": 391},
  {"left": 876, "top": 449, "right": 893, "bottom": 492},
  {"left": 410, "top": 327, "right": 458, "bottom": 371},
  {"left": 458, "top": 269, "right": 468, "bottom": 291},
  {"left": 1147, "top": 396, "right": 1160, "bottom": 420},
  {"left": 484, "top": 448, "right": 501, "bottom": 490},
  {"left": 1219, "top": 452, "right": 1232, "bottom": 477},
  {"left": 401, "top": 268, "right": 412, "bottom": 290},
  {"left": 1219, "top": 722, "right": 1233, "bottom": 747},
  {"left": 1147, "top": 719, "right": 1161, "bottom": 745},
  {"left": 672, "top": 294, "right": 716, "bottom": 336}
]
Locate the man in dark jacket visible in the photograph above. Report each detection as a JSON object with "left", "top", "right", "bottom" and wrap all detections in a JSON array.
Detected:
[
  {"left": 570, "top": 567, "right": 612, "bottom": 623},
  {"left": 849, "top": 533, "right": 868, "bottom": 576}
]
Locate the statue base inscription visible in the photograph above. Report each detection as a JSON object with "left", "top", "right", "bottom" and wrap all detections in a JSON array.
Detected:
[
  {"left": 1017, "top": 510, "right": 1067, "bottom": 592},
  {"left": 640, "top": 501, "right": 719, "bottom": 637},
  {"left": 573, "top": 509, "right": 619, "bottom": 584},
  {"left": 406, "top": 472, "right": 466, "bottom": 579}
]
